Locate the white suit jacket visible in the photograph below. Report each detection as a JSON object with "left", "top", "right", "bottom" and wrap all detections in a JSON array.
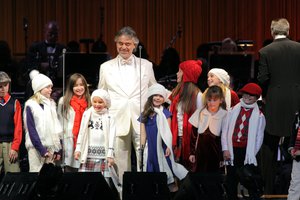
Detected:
[{"left": 98, "top": 55, "right": 157, "bottom": 136}]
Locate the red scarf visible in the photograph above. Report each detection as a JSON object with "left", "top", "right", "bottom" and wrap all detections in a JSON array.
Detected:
[
  {"left": 294, "top": 127, "right": 300, "bottom": 151},
  {"left": 70, "top": 95, "right": 88, "bottom": 148},
  {"left": 169, "top": 93, "right": 196, "bottom": 170}
]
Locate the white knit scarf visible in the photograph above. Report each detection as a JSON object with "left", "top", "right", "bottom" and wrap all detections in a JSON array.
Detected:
[
  {"left": 153, "top": 106, "right": 188, "bottom": 184},
  {"left": 40, "top": 94, "right": 62, "bottom": 152},
  {"left": 226, "top": 99, "right": 260, "bottom": 166}
]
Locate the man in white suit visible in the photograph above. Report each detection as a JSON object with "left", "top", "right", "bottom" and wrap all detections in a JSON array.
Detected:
[{"left": 98, "top": 26, "right": 157, "bottom": 183}]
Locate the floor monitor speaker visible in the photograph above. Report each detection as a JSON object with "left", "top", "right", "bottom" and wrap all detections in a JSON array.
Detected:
[
  {"left": 0, "top": 172, "right": 38, "bottom": 200},
  {"left": 56, "top": 172, "right": 118, "bottom": 200},
  {"left": 173, "top": 172, "right": 227, "bottom": 200},
  {"left": 122, "top": 172, "right": 170, "bottom": 200}
]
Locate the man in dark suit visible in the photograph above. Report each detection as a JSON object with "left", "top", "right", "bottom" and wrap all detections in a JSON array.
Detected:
[
  {"left": 257, "top": 18, "right": 300, "bottom": 194},
  {"left": 26, "top": 21, "right": 65, "bottom": 87}
]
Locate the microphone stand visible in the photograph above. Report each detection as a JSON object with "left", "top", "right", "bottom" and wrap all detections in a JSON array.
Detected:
[
  {"left": 61, "top": 48, "right": 67, "bottom": 171},
  {"left": 139, "top": 45, "right": 144, "bottom": 172}
]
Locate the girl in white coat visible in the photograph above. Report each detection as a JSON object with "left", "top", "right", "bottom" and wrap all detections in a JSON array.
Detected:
[
  {"left": 57, "top": 73, "right": 90, "bottom": 172},
  {"left": 23, "top": 71, "right": 62, "bottom": 172},
  {"left": 74, "top": 89, "right": 116, "bottom": 185}
]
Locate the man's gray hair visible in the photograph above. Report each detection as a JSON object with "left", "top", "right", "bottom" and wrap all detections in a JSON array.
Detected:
[
  {"left": 271, "top": 18, "right": 290, "bottom": 36},
  {"left": 114, "top": 26, "right": 139, "bottom": 45}
]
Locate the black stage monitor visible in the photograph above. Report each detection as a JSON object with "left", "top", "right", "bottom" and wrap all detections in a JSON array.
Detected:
[
  {"left": 61, "top": 52, "right": 109, "bottom": 89},
  {"left": 123, "top": 172, "right": 170, "bottom": 200}
]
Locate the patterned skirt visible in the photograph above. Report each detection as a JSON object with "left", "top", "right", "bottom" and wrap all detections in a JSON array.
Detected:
[{"left": 78, "top": 158, "right": 110, "bottom": 178}]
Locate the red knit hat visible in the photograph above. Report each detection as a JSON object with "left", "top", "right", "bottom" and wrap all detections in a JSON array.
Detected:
[
  {"left": 238, "top": 83, "right": 262, "bottom": 97},
  {"left": 179, "top": 60, "right": 202, "bottom": 83}
]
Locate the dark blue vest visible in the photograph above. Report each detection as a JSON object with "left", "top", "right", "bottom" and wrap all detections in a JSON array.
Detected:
[{"left": 0, "top": 96, "right": 15, "bottom": 142}]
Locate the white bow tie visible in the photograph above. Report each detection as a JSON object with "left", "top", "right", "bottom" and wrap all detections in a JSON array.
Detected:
[{"left": 120, "top": 58, "right": 133, "bottom": 65}]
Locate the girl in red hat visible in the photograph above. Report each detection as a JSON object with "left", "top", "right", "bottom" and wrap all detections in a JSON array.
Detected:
[{"left": 169, "top": 60, "right": 202, "bottom": 171}]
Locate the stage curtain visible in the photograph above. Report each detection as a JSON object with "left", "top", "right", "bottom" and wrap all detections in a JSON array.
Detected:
[{"left": 1, "top": 0, "right": 300, "bottom": 64}]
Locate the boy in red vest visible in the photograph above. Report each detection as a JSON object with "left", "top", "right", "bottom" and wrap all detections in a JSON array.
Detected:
[
  {"left": 0, "top": 71, "right": 22, "bottom": 173},
  {"left": 222, "top": 83, "right": 266, "bottom": 200}
]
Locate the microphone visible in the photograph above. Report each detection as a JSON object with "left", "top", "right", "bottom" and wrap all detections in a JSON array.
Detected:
[
  {"left": 138, "top": 45, "right": 142, "bottom": 59},
  {"left": 23, "top": 17, "right": 28, "bottom": 30}
]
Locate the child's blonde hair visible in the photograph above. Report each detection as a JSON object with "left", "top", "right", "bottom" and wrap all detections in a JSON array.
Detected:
[{"left": 30, "top": 92, "right": 49, "bottom": 104}]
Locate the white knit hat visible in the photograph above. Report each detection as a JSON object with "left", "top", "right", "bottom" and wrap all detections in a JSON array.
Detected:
[
  {"left": 91, "top": 89, "right": 111, "bottom": 108},
  {"left": 147, "top": 83, "right": 167, "bottom": 100},
  {"left": 208, "top": 68, "right": 230, "bottom": 87},
  {"left": 30, "top": 70, "right": 53, "bottom": 94},
  {"left": 29, "top": 69, "right": 40, "bottom": 80}
]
